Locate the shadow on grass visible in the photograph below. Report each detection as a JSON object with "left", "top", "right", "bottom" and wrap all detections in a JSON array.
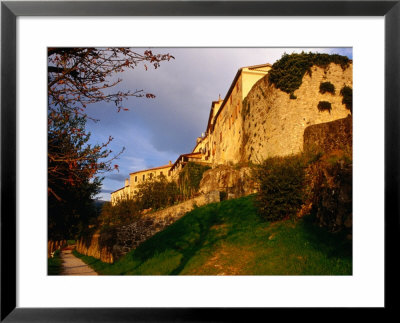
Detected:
[
  {"left": 300, "top": 213, "right": 352, "bottom": 259},
  {"left": 106, "top": 196, "right": 259, "bottom": 275},
  {"left": 124, "top": 205, "right": 224, "bottom": 275}
]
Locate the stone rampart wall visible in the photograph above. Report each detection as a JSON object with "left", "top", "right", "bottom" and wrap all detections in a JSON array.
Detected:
[
  {"left": 303, "top": 115, "right": 352, "bottom": 153},
  {"left": 242, "top": 63, "right": 352, "bottom": 162},
  {"left": 77, "top": 191, "right": 220, "bottom": 263}
]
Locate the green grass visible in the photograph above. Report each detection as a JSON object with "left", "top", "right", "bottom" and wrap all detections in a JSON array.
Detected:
[
  {"left": 74, "top": 195, "right": 352, "bottom": 275},
  {"left": 48, "top": 249, "right": 63, "bottom": 275}
]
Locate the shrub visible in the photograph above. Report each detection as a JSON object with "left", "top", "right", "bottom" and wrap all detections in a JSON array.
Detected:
[
  {"left": 99, "top": 225, "right": 118, "bottom": 252},
  {"left": 178, "top": 162, "right": 211, "bottom": 199},
  {"left": 268, "top": 52, "right": 351, "bottom": 95},
  {"left": 340, "top": 86, "right": 352, "bottom": 112},
  {"left": 137, "top": 175, "right": 180, "bottom": 211},
  {"left": 100, "top": 199, "right": 140, "bottom": 226},
  {"left": 319, "top": 82, "right": 335, "bottom": 94},
  {"left": 254, "top": 155, "right": 306, "bottom": 222},
  {"left": 317, "top": 101, "right": 332, "bottom": 112},
  {"left": 48, "top": 249, "right": 62, "bottom": 275}
]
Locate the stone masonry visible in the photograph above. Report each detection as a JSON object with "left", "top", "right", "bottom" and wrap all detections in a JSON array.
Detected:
[{"left": 77, "top": 191, "right": 220, "bottom": 263}]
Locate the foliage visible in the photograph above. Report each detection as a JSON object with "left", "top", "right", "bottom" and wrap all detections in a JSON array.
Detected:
[
  {"left": 48, "top": 109, "right": 103, "bottom": 240},
  {"left": 340, "top": 85, "right": 353, "bottom": 112},
  {"left": 48, "top": 48, "right": 173, "bottom": 196},
  {"left": 319, "top": 81, "right": 335, "bottom": 94},
  {"left": 48, "top": 48, "right": 173, "bottom": 240},
  {"left": 48, "top": 48, "right": 174, "bottom": 114},
  {"left": 254, "top": 155, "right": 307, "bottom": 222},
  {"left": 98, "top": 225, "right": 119, "bottom": 252},
  {"left": 317, "top": 101, "right": 332, "bottom": 112},
  {"left": 99, "top": 200, "right": 140, "bottom": 227},
  {"left": 307, "top": 151, "right": 353, "bottom": 232},
  {"left": 136, "top": 175, "right": 181, "bottom": 211},
  {"left": 75, "top": 195, "right": 352, "bottom": 275},
  {"left": 100, "top": 163, "right": 210, "bottom": 227},
  {"left": 48, "top": 249, "right": 62, "bottom": 275},
  {"left": 48, "top": 108, "right": 110, "bottom": 200},
  {"left": 268, "top": 52, "right": 351, "bottom": 95},
  {"left": 289, "top": 93, "right": 297, "bottom": 100},
  {"left": 100, "top": 175, "right": 181, "bottom": 227},
  {"left": 178, "top": 162, "right": 211, "bottom": 199}
]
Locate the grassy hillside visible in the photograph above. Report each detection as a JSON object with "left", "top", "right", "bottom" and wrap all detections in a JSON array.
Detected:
[{"left": 74, "top": 195, "right": 352, "bottom": 275}]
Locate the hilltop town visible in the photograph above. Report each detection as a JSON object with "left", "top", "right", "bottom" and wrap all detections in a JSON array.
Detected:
[{"left": 111, "top": 58, "right": 352, "bottom": 204}]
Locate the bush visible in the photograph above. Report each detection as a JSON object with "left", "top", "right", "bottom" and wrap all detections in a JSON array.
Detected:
[
  {"left": 99, "top": 225, "right": 118, "bottom": 252},
  {"left": 319, "top": 82, "right": 335, "bottom": 94},
  {"left": 136, "top": 175, "right": 180, "bottom": 211},
  {"left": 99, "top": 200, "right": 140, "bottom": 226},
  {"left": 48, "top": 249, "right": 62, "bottom": 275},
  {"left": 340, "top": 86, "right": 352, "bottom": 112},
  {"left": 268, "top": 52, "right": 351, "bottom": 95},
  {"left": 178, "top": 162, "right": 211, "bottom": 199},
  {"left": 254, "top": 155, "right": 306, "bottom": 222},
  {"left": 317, "top": 101, "right": 332, "bottom": 112}
]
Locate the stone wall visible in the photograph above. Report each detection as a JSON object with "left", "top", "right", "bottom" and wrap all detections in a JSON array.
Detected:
[
  {"left": 302, "top": 116, "right": 353, "bottom": 233},
  {"left": 77, "top": 191, "right": 220, "bottom": 263},
  {"left": 112, "top": 191, "right": 219, "bottom": 260},
  {"left": 303, "top": 115, "right": 352, "bottom": 153},
  {"left": 242, "top": 62, "right": 352, "bottom": 162},
  {"left": 47, "top": 240, "right": 67, "bottom": 257},
  {"left": 76, "top": 233, "right": 114, "bottom": 263},
  {"left": 199, "top": 165, "right": 257, "bottom": 199}
]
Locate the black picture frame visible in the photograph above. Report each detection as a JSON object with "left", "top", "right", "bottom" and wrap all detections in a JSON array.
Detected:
[{"left": 1, "top": 1, "right": 398, "bottom": 321}]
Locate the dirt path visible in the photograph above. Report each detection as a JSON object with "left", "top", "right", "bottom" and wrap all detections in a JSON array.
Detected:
[{"left": 60, "top": 248, "right": 98, "bottom": 275}]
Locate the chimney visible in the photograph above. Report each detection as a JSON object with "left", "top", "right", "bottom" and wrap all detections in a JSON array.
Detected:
[
  {"left": 125, "top": 179, "right": 129, "bottom": 187},
  {"left": 169, "top": 160, "right": 172, "bottom": 165}
]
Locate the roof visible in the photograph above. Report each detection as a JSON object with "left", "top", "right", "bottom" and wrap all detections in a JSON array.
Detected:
[
  {"left": 246, "top": 63, "right": 272, "bottom": 70},
  {"left": 111, "top": 186, "right": 127, "bottom": 194},
  {"left": 129, "top": 163, "right": 172, "bottom": 176},
  {"left": 170, "top": 152, "right": 203, "bottom": 170}
]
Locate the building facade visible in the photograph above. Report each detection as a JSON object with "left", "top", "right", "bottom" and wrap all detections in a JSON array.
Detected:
[
  {"left": 111, "top": 63, "right": 271, "bottom": 204},
  {"left": 111, "top": 61, "right": 352, "bottom": 204}
]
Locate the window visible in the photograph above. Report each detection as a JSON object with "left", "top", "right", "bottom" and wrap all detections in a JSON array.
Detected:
[
  {"left": 142, "top": 174, "right": 145, "bottom": 181},
  {"left": 135, "top": 176, "right": 137, "bottom": 182},
  {"left": 160, "top": 171, "right": 163, "bottom": 176},
  {"left": 220, "top": 132, "right": 222, "bottom": 141}
]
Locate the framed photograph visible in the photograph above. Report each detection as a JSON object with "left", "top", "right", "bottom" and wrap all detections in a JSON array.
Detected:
[{"left": 1, "top": 0, "right": 398, "bottom": 321}]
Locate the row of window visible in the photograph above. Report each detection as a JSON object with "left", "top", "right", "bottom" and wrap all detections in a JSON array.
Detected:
[{"left": 132, "top": 170, "right": 171, "bottom": 183}]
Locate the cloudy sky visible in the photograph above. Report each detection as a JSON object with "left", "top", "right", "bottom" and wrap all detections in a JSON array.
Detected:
[{"left": 84, "top": 47, "right": 352, "bottom": 200}]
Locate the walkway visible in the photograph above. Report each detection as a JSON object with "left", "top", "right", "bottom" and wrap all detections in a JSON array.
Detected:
[{"left": 60, "top": 247, "right": 98, "bottom": 275}]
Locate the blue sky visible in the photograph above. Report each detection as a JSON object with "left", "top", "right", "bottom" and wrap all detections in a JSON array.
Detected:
[{"left": 84, "top": 47, "right": 352, "bottom": 200}]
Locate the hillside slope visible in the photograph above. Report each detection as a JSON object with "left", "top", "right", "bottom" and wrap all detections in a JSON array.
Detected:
[{"left": 75, "top": 195, "right": 352, "bottom": 275}]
